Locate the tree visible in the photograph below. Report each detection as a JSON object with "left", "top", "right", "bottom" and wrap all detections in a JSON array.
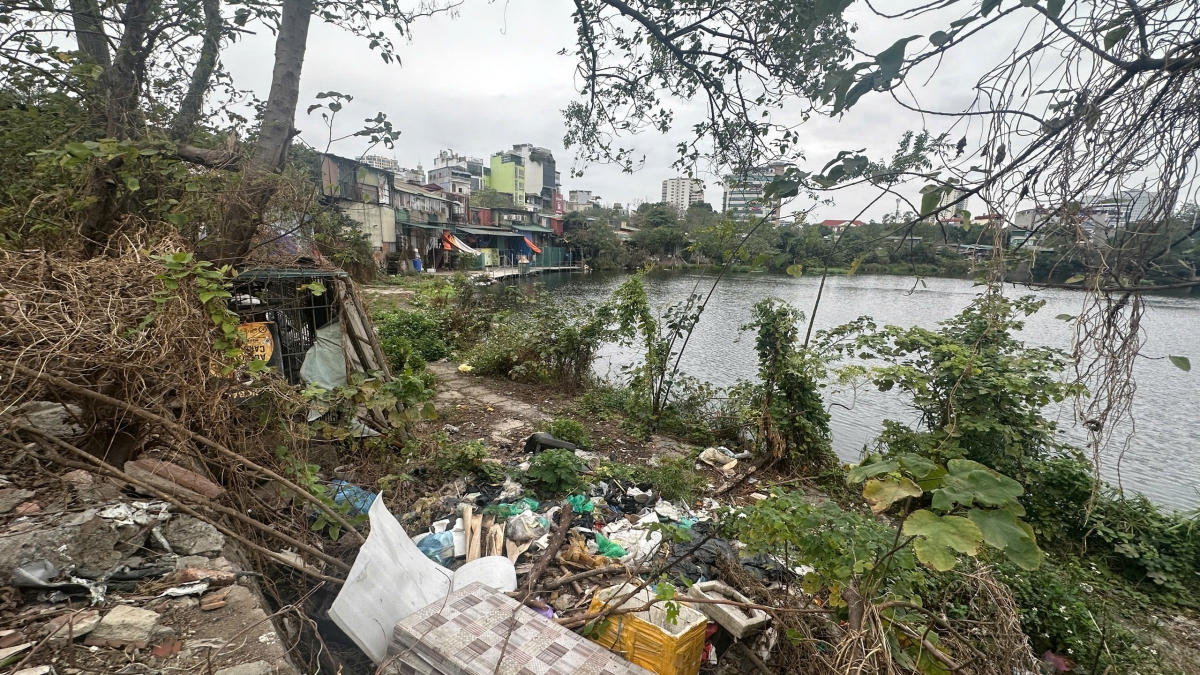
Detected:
[{"left": 470, "top": 187, "right": 516, "bottom": 209}]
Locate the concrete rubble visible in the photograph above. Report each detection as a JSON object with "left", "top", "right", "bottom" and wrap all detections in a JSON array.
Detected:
[{"left": 0, "top": 463, "right": 299, "bottom": 675}]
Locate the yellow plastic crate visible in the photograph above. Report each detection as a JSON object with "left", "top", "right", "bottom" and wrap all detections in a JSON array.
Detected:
[{"left": 586, "top": 583, "right": 708, "bottom": 675}]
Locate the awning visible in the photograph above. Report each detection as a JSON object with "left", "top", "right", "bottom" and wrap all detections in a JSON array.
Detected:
[
  {"left": 457, "top": 226, "right": 525, "bottom": 238},
  {"left": 448, "top": 234, "right": 481, "bottom": 255},
  {"left": 405, "top": 223, "right": 443, "bottom": 231},
  {"left": 516, "top": 224, "right": 554, "bottom": 234},
  {"left": 524, "top": 237, "right": 542, "bottom": 255}
]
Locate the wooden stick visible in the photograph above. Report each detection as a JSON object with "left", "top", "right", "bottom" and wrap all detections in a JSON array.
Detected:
[
  {"left": 522, "top": 501, "right": 572, "bottom": 595},
  {"left": 466, "top": 513, "right": 484, "bottom": 562},
  {"left": 539, "top": 565, "right": 630, "bottom": 591},
  {"left": 2, "top": 362, "right": 366, "bottom": 544},
  {"left": 485, "top": 524, "right": 504, "bottom": 557}
]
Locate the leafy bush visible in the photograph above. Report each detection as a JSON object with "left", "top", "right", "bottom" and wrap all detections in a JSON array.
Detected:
[
  {"left": 526, "top": 448, "right": 585, "bottom": 494},
  {"left": 375, "top": 308, "right": 452, "bottom": 365},
  {"left": 643, "top": 455, "right": 706, "bottom": 503},
  {"left": 436, "top": 440, "right": 504, "bottom": 482},
  {"left": 540, "top": 417, "right": 591, "bottom": 448}
]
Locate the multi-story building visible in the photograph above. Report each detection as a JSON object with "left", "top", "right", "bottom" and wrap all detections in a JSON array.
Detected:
[
  {"left": 361, "top": 155, "right": 424, "bottom": 185},
  {"left": 486, "top": 151, "right": 526, "bottom": 208},
  {"left": 661, "top": 178, "right": 705, "bottom": 215},
  {"left": 509, "top": 144, "right": 561, "bottom": 211},
  {"left": 428, "top": 165, "right": 471, "bottom": 196},
  {"left": 1084, "top": 189, "right": 1161, "bottom": 225},
  {"left": 432, "top": 150, "right": 489, "bottom": 192},
  {"left": 938, "top": 188, "right": 971, "bottom": 214},
  {"left": 722, "top": 164, "right": 786, "bottom": 224}
]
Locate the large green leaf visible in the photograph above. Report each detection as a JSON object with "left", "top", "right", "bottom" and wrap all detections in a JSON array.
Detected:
[
  {"left": 863, "top": 477, "right": 922, "bottom": 514},
  {"left": 847, "top": 459, "right": 898, "bottom": 484},
  {"left": 940, "top": 463, "right": 1024, "bottom": 508},
  {"left": 876, "top": 35, "right": 923, "bottom": 81},
  {"left": 898, "top": 454, "right": 939, "bottom": 478},
  {"left": 904, "top": 510, "right": 982, "bottom": 571},
  {"left": 968, "top": 508, "right": 1044, "bottom": 570}
]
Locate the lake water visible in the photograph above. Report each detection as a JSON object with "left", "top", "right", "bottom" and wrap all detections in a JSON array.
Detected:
[{"left": 522, "top": 270, "right": 1200, "bottom": 509}]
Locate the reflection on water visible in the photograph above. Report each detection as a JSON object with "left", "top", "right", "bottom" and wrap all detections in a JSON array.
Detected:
[{"left": 519, "top": 270, "right": 1200, "bottom": 509}]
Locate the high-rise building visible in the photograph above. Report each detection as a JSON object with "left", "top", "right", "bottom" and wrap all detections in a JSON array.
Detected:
[
  {"left": 722, "top": 165, "right": 786, "bottom": 224},
  {"left": 938, "top": 188, "right": 970, "bottom": 214},
  {"left": 661, "top": 178, "right": 705, "bottom": 215}
]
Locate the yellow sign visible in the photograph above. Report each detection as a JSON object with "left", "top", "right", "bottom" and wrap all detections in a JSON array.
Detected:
[{"left": 239, "top": 322, "right": 276, "bottom": 364}]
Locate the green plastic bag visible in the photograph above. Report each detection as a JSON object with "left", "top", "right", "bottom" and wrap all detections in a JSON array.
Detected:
[
  {"left": 489, "top": 497, "right": 540, "bottom": 519},
  {"left": 566, "top": 494, "right": 595, "bottom": 513},
  {"left": 594, "top": 533, "right": 626, "bottom": 559}
]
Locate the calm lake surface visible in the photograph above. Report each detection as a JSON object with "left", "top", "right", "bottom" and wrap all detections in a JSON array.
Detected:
[{"left": 524, "top": 270, "right": 1200, "bottom": 509}]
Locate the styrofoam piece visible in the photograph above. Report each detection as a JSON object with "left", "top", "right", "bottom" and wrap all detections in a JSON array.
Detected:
[
  {"left": 684, "top": 581, "right": 770, "bottom": 639},
  {"left": 450, "top": 556, "right": 517, "bottom": 592}
]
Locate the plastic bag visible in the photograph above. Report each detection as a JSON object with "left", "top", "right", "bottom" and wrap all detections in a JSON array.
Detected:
[
  {"left": 416, "top": 531, "right": 456, "bottom": 566},
  {"left": 566, "top": 494, "right": 595, "bottom": 514},
  {"left": 504, "top": 510, "right": 548, "bottom": 543},
  {"left": 594, "top": 533, "right": 627, "bottom": 559},
  {"left": 490, "top": 497, "right": 539, "bottom": 519}
]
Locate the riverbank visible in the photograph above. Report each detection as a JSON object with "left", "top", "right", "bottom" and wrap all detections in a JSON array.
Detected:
[{"left": 361, "top": 271, "right": 1200, "bottom": 674}]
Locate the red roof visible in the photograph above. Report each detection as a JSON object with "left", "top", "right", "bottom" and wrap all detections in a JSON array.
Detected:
[{"left": 820, "top": 219, "right": 865, "bottom": 227}]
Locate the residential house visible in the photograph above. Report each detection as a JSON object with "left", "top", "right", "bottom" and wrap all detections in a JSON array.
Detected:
[
  {"left": 510, "top": 144, "right": 561, "bottom": 211},
  {"left": 820, "top": 219, "right": 865, "bottom": 231},
  {"left": 432, "top": 150, "right": 488, "bottom": 192},
  {"left": 319, "top": 153, "right": 397, "bottom": 265}
]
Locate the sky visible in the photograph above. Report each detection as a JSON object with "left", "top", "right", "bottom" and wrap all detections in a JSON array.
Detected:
[{"left": 222, "top": 0, "right": 1024, "bottom": 222}]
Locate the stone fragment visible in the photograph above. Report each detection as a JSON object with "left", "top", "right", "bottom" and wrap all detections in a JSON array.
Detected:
[
  {"left": 748, "top": 492, "right": 769, "bottom": 503},
  {"left": 172, "top": 567, "right": 235, "bottom": 586},
  {"left": 14, "top": 501, "right": 40, "bottom": 515},
  {"left": 44, "top": 609, "right": 101, "bottom": 645},
  {"left": 14, "top": 401, "right": 83, "bottom": 438},
  {"left": 213, "top": 661, "right": 272, "bottom": 675},
  {"left": 174, "top": 555, "right": 210, "bottom": 570},
  {"left": 124, "top": 459, "right": 224, "bottom": 502},
  {"left": 161, "top": 515, "right": 225, "bottom": 555},
  {"left": 13, "top": 666, "right": 54, "bottom": 675},
  {"left": 685, "top": 581, "right": 771, "bottom": 639},
  {"left": 84, "top": 605, "right": 161, "bottom": 649},
  {"left": 200, "top": 585, "right": 235, "bottom": 611},
  {"left": 0, "top": 510, "right": 122, "bottom": 579},
  {"left": 0, "top": 488, "right": 35, "bottom": 514}
]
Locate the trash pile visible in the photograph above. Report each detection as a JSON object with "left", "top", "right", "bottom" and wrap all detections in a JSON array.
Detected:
[
  {"left": 327, "top": 434, "right": 796, "bottom": 675},
  {"left": 0, "top": 462, "right": 300, "bottom": 675}
]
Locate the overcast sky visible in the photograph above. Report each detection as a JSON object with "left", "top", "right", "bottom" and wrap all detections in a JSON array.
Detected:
[{"left": 223, "top": 0, "right": 1018, "bottom": 221}]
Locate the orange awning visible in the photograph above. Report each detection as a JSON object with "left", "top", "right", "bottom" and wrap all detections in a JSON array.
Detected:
[{"left": 524, "top": 236, "right": 542, "bottom": 255}]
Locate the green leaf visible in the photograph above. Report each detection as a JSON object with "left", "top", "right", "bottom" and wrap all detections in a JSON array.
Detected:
[
  {"left": 65, "top": 142, "right": 91, "bottom": 158},
  {"left": 1169, "top": 355, "right": 1191, "bottom": 372},
  {"left": 1047, "top": 0, "right": 1064, "bottom": 17},
  {"left": 847, "top": 459, "right": 898, "bottom": 484},
  {"left": 938, "top": 462, "right": 1025, "bottom": 508},
  {"left": 876, "top": 35, "right": 923, "bottom": 81},
  {"left": 1104, "top": 25, "right": 1131, "bottom": 50},
  {"left": 968, "top": 508, "right": 1043, "bottom": 570},
  {"left": 904, "top": 510, "right": 982, "bottom": 571},
  {"left": 185, "top": 182, "right": 200, "bottom": 192},
  {"left": 1064, "top": 274, "right": 1085, "bottom": 284},
  {"left": 897, "top": 454, "right": 939, "bottom": 479},
  {"left": 981, "top": 0, "right": 1002, "bottom": 16},
  {"left": 124, "top": 176, "right": 140, "bottom": 192},
  {"left": 920, "top": 186, "right": 944, "bottom": 216},
  {"left": 863, "top": 477, "right": 922, "bottom": 514},
  {"left": 1055, "top": 313, "right": 1075, "bottom": 321},
  {"left": 785, "top": 264, "right": 804, "bottom": 278},
  {"left": 929, "top": 31, "right": 951, "bottom": 46}
]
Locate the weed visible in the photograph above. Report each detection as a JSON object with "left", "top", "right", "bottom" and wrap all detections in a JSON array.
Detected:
[
  {"left": 526, "top": 448, "right": 585, "bottom": 494},
  {"left": 540, "top": 417, "right": 591, "bottom": 448}
]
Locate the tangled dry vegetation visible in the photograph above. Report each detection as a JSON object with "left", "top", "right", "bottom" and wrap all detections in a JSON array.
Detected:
[{"left": 0, "top": 241, "right": 373, "bottom": 670}]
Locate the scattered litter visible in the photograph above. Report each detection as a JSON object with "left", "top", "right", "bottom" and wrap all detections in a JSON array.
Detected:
[
  {"left": 699, "top": 448, "right": 738, "bottom": 476},
  {"left": 748, "top": 492, "right": 769, "bottom": 503},
  {"left": 159, "top": 580, "right": 209, "bottom": 598},
  {"left": 654, "top": 500, "right": 682, "bottom": 521},
  {"left": 416, "top": 531, "right": 456, "bottom": 566},
  {"left": 496, "top": 477, "right": 524, "bottom": 501},
  {"left": 522, "top": 432, "right": 576, "bottom": 454},
  {"left": 503, "top": 510, "right": 547, "bottom": 543},
  {"left": 98, "top": 501, "right": 171, "bottom": 527},
  {"left": 442, "top": 424, "right": 461, "bottom": 433},
  {"left": 593, "top": 533, "right": 627, "bottom": 559},
  {"left": 329, "top": 480, "right": 376, "bottom": 517},
  {"left": 565, "top": 494, "right": 595, "bottom": 514}
]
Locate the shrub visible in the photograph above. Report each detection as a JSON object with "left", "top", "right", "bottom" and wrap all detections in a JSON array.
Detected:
[
  {"left": 436, "top": 440, "right": 504, "bottom": 482},
  {"left": 376, "top": 308, "right": 452, "bottom": 364},
  {"left": 526, "top": 448, "right": 585, "bottom": 494},
  {"left": 642, "top": 455, "right": 706, "bottom": 503},
  {"left": 540, "top": 417, "right": 591, "bottom": 448}
]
